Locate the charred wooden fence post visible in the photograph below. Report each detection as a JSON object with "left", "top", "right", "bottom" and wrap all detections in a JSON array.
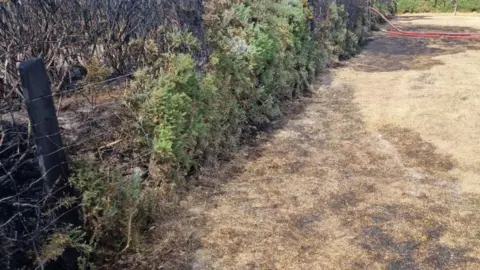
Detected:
[
  {"left": 19, "top": 58, "right": 81, "bottom": 269},
  {"left": 19, "top": 58, "right": 69, "bottom": 195}
]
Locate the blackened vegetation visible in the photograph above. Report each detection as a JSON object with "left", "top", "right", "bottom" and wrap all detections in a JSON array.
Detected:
[
  {"left": 0, "top": 0, "right": 206, "bottom": 107},
  {"left": 0, "top": 120, "right": 43, "bottom": 269},
  {"left": 0, "top": 115, "right": 81, "bottom": 270}
]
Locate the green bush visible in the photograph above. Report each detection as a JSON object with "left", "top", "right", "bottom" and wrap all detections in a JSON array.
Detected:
[
  {"left": 131, "top": 53, "right": 221, "bottom": 178},
  {"left": 71, "top": 160, "right": 145, "bottom": 250}
]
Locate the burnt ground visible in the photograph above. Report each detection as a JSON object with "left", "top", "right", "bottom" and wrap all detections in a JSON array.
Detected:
[{"left": 0, "top": 120, "right": 44, "bottom": 269}]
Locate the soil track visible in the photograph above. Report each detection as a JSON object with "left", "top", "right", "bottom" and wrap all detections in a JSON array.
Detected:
[{"left": 134, "top": 14, "right": 480, "bottom": 269}]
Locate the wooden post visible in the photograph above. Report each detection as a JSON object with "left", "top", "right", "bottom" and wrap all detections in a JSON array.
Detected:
[
  {"left": 19, "top": 58, "right": 81, "bottom": 269},
  {"left": 19, "top": 58, "right": 69, "bottom": 194}
]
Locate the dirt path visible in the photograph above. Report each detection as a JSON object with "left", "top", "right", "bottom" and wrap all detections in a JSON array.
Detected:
[{"left": 145, "top": 15, "right": 480, "bottom": 270}]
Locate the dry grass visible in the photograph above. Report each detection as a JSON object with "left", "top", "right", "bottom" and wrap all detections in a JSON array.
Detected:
[
  {"left": 344, "top": 14, "right": 480, "bottom": 195},
  {"left": 124, "top": 15, "right": 480, "bottom": 269}
]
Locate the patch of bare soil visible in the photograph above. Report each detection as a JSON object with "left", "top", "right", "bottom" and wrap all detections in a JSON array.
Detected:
[{"left": 128, "top": 15, "right": 480, "bottom": 269}]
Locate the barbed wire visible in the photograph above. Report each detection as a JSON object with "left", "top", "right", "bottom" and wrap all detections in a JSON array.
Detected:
[
  {"left": 1, "top": 114, "right": 147, "bottom": 183},
  {"left": 23, "top": 72, "right": 135, "bottom": 104}
]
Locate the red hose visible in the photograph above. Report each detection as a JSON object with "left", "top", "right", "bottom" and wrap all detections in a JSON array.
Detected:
[
  {"left": 369, "top": 7, "right": 403, "bottom": 32},
  {"left": 368, "top": 7, "right": 480, "bottom": 39}
]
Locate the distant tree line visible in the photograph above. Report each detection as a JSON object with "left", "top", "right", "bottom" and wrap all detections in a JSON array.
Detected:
[{"left": 397, "top": 0, "right": 478, "bottom": 13}]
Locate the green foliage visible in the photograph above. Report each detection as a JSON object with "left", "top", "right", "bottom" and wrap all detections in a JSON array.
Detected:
[
  {"left": 70, "top": 159, "right": 157, "bottom": 255},
  {"left": 367, "top": 0, "right": 398, "bottom": 31},
  {"left": 325, "top": 3, "right": 348, "bottom": 57},
  {"left": 84, "top": 57, "right": 111, "bottom": 83},
  {"left": 131, "top": 53, "right": 219, "bottom": 175},
  {"left": 39, "top": 226, "right": 92, "bottom": 267},
  {"left": 397, "top": 0, "right": 479, "bottom": 13},
  {"left": 321, "top": 3, "right": 370, "bottom": 60}
]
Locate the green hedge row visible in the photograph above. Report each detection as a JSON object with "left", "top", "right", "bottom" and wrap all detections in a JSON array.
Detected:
[{"left": 131, "top": 0, "right": 397, "bottom": 184}]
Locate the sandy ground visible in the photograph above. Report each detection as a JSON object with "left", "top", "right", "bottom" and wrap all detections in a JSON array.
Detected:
[{"left": 134, "top": 14, "right": 480, "bottom": 270}]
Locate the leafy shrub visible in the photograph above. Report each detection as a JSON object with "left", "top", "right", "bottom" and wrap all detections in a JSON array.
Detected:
[
  {"left": 84, "top": 58, "right": 111, "bottom": 83},
  {"left": 38, "top": 227, "right": 91, "bottom": 268},
  {"left": 70, "top": 159, "right": 161, "bottom": 262},
  {"left": 131, "top": 53, "right": 219, "bottom": 180}
]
